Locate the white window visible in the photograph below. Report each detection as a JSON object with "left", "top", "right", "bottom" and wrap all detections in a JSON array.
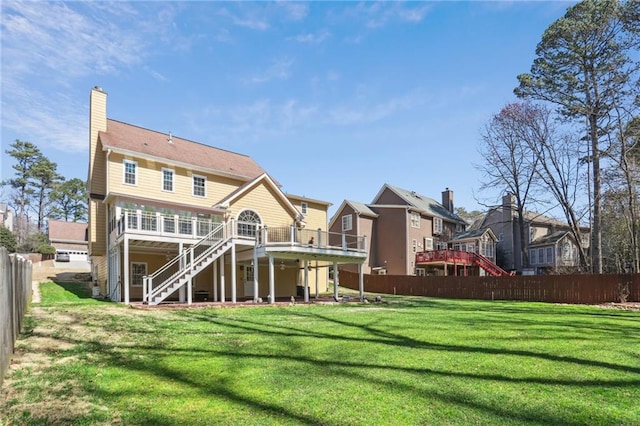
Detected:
[
  {"left": 412, "top": 239, "right": 418, "bottom": 253},
  {"left": 131, "top": 262, "right": 147, "bottom": 287},
  {"left": 342, "top": 214, "right": 352, "bottom": 232},
  {"left": 300, "top": 202, "right": 308, "bottom": 215},
  {"left": 123, "top": 160, "right": 137, "bottom": 185},
  {"left": 237, "top": 210, "right": 261, "bottom": 238},
  {"left": 424, "top": 237, "right": 434, "bottom": 250},
  {"left": 546, "top": 247, "right": 553, "bottom": 263},
  {"left": 410, "top": 212, "right": 420, "bottom": 228},
  {"left": 193, "top": 175, "right": 206, "bottom": 197},
  {"left": 162, "top": 168, "right": 174, "bottom": 192},
  {"left": 562, "top": 242, "right": 573, "bottom": 261},
  {"left": 433, "top": 217, "right": 443, "bottom": 234},
  {"left": 486, "top": 242, "right": 494, "bottom": 258},
  {"left": 415, "top": 268, "right": 426, "bottom": 277}
]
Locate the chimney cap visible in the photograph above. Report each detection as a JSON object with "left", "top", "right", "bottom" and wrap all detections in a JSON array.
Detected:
[{"left": 93, "top": 86, "right": 103, "bottom": 91}]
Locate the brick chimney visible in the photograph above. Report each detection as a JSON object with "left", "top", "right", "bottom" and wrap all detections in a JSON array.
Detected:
[{"left": 441, "top": 188, "right": 454, "bottom": 213}]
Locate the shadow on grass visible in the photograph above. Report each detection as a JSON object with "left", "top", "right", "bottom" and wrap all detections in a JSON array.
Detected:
[{"left": 16, "top": 296, "right": 640, "bottom": 425}]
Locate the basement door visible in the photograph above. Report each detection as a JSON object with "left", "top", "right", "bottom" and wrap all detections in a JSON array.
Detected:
[{"left": 243, "top": 265, "right": 254, "bottom": 298}]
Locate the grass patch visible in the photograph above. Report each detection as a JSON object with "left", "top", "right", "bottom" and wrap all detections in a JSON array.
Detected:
[
  {"left": 2, "top": 282, "right": 639, "bottom": 425},
  {"left": 36, "top": 281, "right": 102, "bottom": 306}
]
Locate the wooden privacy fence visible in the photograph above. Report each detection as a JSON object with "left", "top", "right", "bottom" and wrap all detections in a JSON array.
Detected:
[
  {"left": 0, "top": 248, "right": 32, "bottom": 388},
  {"left": 338, "top": 270, "right": 640, "bottom": 304}
]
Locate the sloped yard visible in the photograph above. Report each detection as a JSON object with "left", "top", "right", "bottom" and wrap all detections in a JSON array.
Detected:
[{"left": 1, "top": 280, "right": 639, "bottom": 425}]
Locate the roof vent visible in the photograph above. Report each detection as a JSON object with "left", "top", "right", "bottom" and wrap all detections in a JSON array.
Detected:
[{"left": 167, "top": 132, "right": 173, "bottom": 144}]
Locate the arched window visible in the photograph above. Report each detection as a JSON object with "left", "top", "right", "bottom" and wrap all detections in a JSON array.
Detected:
[{"left": 237, "top": 210, "right": 261, "bottom": 237}]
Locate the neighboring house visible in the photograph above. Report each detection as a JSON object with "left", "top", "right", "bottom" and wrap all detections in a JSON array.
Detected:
[
  {"left": 476, "top": 194, "right": 590, "bottom": 274},
  {"left": 330, "top": 184, "right": 474, "bottom": 276},
  {"left": 87, "top": 87, "right": 366, "bottom": 305},
  {"left": 0, "top": 203, "right": 13, "bottom": 232},
  {"left": 47, "top": 219, "right": 89, "bottom": 261}
]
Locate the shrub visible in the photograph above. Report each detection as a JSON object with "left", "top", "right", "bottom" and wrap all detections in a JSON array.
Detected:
[{"left": 0, "top": 226, "right": 17, "bottom": 252}]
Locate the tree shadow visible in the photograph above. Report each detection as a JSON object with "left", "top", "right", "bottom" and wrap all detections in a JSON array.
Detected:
[{"left": 12, "top": 298, "right": 640, "bottom": 425}]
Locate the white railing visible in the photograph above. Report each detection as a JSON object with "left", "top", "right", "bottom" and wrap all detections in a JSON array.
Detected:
[
  {"left": 111, "top": 210, "right": 221, "bottom": 242},
  {"left": 143, "top": 221, "right": 233, "bottom": 303},
  {"left": 258, "top": 226, "right": 367, "bottom": 252}
]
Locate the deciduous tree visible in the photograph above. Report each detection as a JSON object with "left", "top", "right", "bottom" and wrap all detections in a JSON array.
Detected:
[
  {"left": 477, "top": 103, "right": 541, "bottom": 269},
  {"left": 514, "top": 0, "right": 640, "bottom": 273}
]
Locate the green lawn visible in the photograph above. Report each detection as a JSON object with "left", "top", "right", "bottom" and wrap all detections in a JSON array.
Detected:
[{"left": 2, "top": 281, "right": 639, "bottom": 425}]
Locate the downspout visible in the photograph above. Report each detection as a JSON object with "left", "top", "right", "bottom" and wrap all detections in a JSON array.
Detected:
[{"left": 405, "top": 207, "right": 409, "bottom": 275}]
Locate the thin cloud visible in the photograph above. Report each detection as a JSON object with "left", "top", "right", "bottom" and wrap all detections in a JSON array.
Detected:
[
  {"left": 246, "top": 58, "right": 294, "bottom": 84},
  {"left": 0, "top": 1, "right": 177, "bottom": 154},
  {"left": 217, "top": 7, "right": 269, "bottom": 30},
  {"left": 2, "top": 82, "right": 86, "bottom": 153},
  {"left": 288, "top": 30, "right": 331, "bottom": 44},
  {"left": 328, "top": 92, "right": 427, "bottom": 126},
  {"left": 343, "top": 2, "right": 432, "bottom": 29},
  {"left": 275, "top": 1, "right": 309, "bottom": 21}
]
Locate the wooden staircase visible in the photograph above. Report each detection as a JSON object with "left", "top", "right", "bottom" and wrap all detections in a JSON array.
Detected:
[
  {"left": 416, "top": 249, "right": 514, "bottom": 277},
  {"left": 144, "top": 222, "right": 232, "bottom": 305}
]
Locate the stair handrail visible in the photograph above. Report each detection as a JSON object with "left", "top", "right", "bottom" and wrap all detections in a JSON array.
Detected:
[
  {"left": 143, "top": 221, "right": 231, "bottom": 302},
  {"left": 471, "top": 252, "right": 510, "bottom": 276}
]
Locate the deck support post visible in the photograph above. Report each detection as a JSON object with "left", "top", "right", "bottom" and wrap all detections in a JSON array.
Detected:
[
  {"left": 253, "top": 246, "right": 259, "bottom": 302},
  {"left": 219, "top": 255, "right": 225, "bottom": 302},
  {"left": 231, "top": 243, "right": 236, "bottom": 303},
  {"left": 268, "top": 256, "right": 275, "bottom": 304},
  {"left": 124, "top": 236, "right": 130, "bottom": 304},
  {"left": 304, "top": 260, "right": 309, "bottom": 303},
  {"left": 359, "top": 263, "right": 364, "bottom": 301},
  {"left": 213, "top": 260, "right": 218, "bottom": 302},
  {"left": 333, "top": 261, "right": 339, "bottom": 301}
]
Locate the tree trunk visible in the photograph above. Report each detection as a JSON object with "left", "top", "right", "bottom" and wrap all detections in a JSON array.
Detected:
[{"left": 590, "top": 114, "right": 603, "bottom": 274}]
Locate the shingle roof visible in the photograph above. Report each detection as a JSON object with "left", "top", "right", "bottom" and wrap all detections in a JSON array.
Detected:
[
  {"left": 450, "top": 228, "right": 493, "bottom": 242},
  {"left": 48, "top": 220, "right": 88, "bottom": 243},
  {"left": 381, "top": 184, "right": 466, "bottom": 224},
  {"left": 100, "top": 119, "right": 266, "bottom": 181},
  {"left": 348, "top": 200, "right": 378, "bottom": 218},
  {"left": 529, "top": 230, "right": 572, "bottom": 247}
]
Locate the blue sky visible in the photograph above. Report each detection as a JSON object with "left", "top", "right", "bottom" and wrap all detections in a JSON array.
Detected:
[{"left": 1, "top": 1, "right": 576, "bottom": 218}]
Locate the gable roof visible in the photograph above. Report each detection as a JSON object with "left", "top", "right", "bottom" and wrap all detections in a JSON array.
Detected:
[
  {"left": 372, "top": 183, "right": 466, "bottom": 224},
  {"left": 48, "top": 220, "right": 88, "bottom": 243},
  {"left": 99, "top": 119, "right": 266, "bottom": 181},
  {"left": 213, "top": 173, "right": 302, "bottom": 221},
  {"left": 450, "top": 227, "right": 496, "bottom": 242},
  {"left": 529, "top": 230, "right": 573, "bottom": 247},
  {"left": 328, "top": 199, "right": 379, "bottom": 229}
]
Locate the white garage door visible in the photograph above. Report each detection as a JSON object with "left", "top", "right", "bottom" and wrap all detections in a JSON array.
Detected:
[
  {"left": 69, "top": 252, "right": 88, "bottom": 262},
  {"left": 57, "top": 250, "right": 88, "bottom": 262}
]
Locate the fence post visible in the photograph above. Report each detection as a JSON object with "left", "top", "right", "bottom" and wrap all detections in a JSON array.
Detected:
[{"left": 1, "top": 249, "right": 32, "bottom": 389}]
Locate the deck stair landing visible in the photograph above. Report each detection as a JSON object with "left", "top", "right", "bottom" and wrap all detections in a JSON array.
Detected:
[{"left": 144, "top": 223, "right": 231, "bottom": 305}]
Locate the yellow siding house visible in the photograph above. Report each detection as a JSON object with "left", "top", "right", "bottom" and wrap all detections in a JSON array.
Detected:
[{"left": 87, "top": 87, "right": 367, "bottom": 305}]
